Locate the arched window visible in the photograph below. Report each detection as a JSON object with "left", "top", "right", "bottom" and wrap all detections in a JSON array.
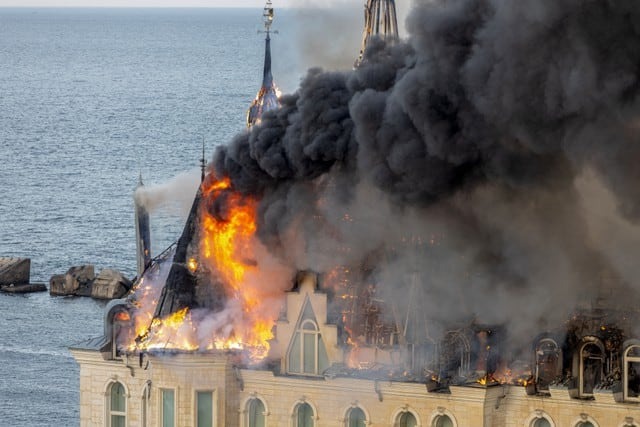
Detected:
[
  {"left": 433, "top": 414, "right": 454, "bottom": 427},
  {"left": 532, "top": 419, "right": 551, "bottom": 427},
  {"left": 141, "top": 382, "right": 151, "bottom": 427},
  {"left": 397, "top": 411, "right": 417, "bottom": 427},
  {"left": 440, "top": 330, "right": 471, "bottom": 379},
  {"left": 579, "top": 340, "right": 604, "bottom": 397},
  {"left": 575, "top": 422, "right": 594, "bottom": 427},
  {"left": 346, "top": 407, "right": 366, "bottom": 427},
  {"left": 535, "top": 338, "right": 561, "bottom": 390},
  {"left": 624, "top": 344, "right": 640, "bottom": 402},
  {"left": 108, "top": 382, "right": 126, "bottom": 427},
  {"left": 288, "top": 300, "right": 329, "bottom": 375},
  {"left": 246, "top": 398, "right": 266, "bottom": 427},
  {"left": 294, "top": 402, "right": 314, "bottom": 427}
]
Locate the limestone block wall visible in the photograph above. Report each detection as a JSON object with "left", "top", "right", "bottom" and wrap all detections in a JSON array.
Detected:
[
  {"left": 71, "top": 348, "right": 640, "bottom": 427},
  {"left": 238, "top": 370, "right": 489, "bottom": 426},
  {"left": 497, "top": 386, "right": 640, "bottom": 427},
  {"left": 71, "top": 350, "right": 240, "bottom": 427}
]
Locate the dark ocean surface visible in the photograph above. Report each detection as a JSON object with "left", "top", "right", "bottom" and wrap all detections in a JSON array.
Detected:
[{"left": 0, "top": 8, "right": 282, "bottom": 425}]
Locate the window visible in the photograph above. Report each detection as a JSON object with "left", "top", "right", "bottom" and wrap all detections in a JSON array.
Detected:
[
  {"left": 579, "top": 340, "right": 604, "bottom": 396},
  {"left": 246, "top": 398, "right": 265, "bottom": 427},
  {"left": 440, "top": 330, "right": 471, "bottom": 379},
  {"left": 141, "top": 382, "right": 150, "bottom": 427},
  {"left": 108, "top": 382, "right": 126, "bottom": 427},
  {"left": 288, "top": 300, "right": 329, "bottom": 375},
  {"left": 346, "top": 407, "right": 366, "bottom": 427},
  {"left": 575, "top": 422, "right": 594, "bottom": 427},
  {"left": 624, "top": 345, "right": 640, "bottom": 402},
  {"left": 294, "top": 402, "right": 314, "bottom": 427},
  {"left": 535, "top": 338, "right": 561, "bottom": 390},
  {"left": 196, "top": 391, "right": 214, "bottom": 427},
  {"left": 433, "top": 415, "right": 454, "bottom": 427},
  {"left": 161, "top": 389, "right": 175, "bottom": 427},
  {"left": 397, "top": 412, "right": 417, "bottom": 427},
  {"left": 532, "top": 419, "right": 551, "bottom": 427}
]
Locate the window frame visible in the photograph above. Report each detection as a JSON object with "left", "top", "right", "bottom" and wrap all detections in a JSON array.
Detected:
[
  {"left": 291, "top": 401, "right": 316, "bottom": 427},
  {"left": 194, "top": 389, "right": 215, "bottom": 427},
  {"left": 623, "top": 344, "right": 640, "bottom": 403},
  {"left": 141, "top": 381, "right": 151, "bottom": 427},
  {"left": 392, "top": 408, "right": 419, "bottom": 427},
  {"left": 106, "top": 380, "right": 127, "bottom": 427},
  {"left": 286, "top": 301, "right": 329, "bottom": 377},
  {"left": 523, "top": 410, "right": 555, "bottom": 427},
  {"left": 244, "top": 396, "right": 267, "bottom": 427},
  {"left": 578, "top": 339, "right": 605, "bottom": 398},
  {"left": 344, "top": 405, "right": 368, "bottom": 427},
  {"left": 534, "top": 338, "right": 562, "bottom": 389},
  {"left": 429, "top": 407, "right": 457, "bottom": 427},
  {"left": 160, "top": 388, "right": 176, "bottom": 427}
]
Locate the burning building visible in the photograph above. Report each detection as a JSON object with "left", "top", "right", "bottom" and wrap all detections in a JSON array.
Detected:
[{"left": 72, "top": 0, "right": 640, "bottom": 426}]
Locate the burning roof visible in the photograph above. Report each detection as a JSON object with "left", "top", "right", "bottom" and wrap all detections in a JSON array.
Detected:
[{"left": 102, "top": 0, "right": 640, "bottom": 400}]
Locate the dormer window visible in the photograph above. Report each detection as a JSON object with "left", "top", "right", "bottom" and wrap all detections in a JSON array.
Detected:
[
  {"left": 535, "top": 338, "right": 561, "bottom": 390},
  {"left": 573, "top": 337, "right": 605, "bottom": 398},
  {"left": 440, "top": 330, "right": 471, "bottom": 380},
  {"left": 623, "top": 344, "right": 640, "bottom": 402},
  {"left": 287, "top": 298, "right": 329, "bottom": 375}
]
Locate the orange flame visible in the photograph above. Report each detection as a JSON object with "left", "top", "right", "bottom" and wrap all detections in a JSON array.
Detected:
[
  {"left": 124, "top": 174, "right": 283, "bottom": 361},
  {"left": 198, "top": 176, "right": 273, "bottom": 360}
]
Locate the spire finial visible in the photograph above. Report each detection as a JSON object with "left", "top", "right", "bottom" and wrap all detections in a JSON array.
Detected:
[
  {"left": 138, "top": 171, "right": 144, "bottom": 187},
  {"left": 263, "top": 0, "right": 274, "bottom": 34}
]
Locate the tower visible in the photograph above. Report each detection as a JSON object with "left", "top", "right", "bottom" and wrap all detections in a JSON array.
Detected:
[
  {"left": 246, "top": 0, "right": 280, "bottom": 128},
  {"left": 355, "top": 0, "right": 399, "bottom": 67},
  {"left": 134, "top": 174, "right": 151, "bottom": 277}
]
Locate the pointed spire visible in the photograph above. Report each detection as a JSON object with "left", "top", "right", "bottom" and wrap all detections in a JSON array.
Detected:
[
  {"left": 355, "top": 0, "right": 399, "bottom": 68},
  {"left": 137, "top": 171, "right": 144, "bottom": 187},
  {"left": 200, "top": 137, "right": 206, "bottom": 183},
  {"left": 247, "top": 0, "right": 280, "bottom": 128}
]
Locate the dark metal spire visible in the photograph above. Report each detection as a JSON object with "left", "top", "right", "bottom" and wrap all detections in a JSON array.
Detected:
[
  {"left": 153, "top": 189, "right": 202, "bottom": 318},
  {"left": 247, "top": 0, "right": 280, "bottom": 128},
  {"left": 134, "top": 173, "right": 151, "bottom": 277},
  {"left": 200, "top": 137, "right": 206, "bottom": 183},
  {"left": 355, "top": 0, "right": 399, "bottom": 68}
]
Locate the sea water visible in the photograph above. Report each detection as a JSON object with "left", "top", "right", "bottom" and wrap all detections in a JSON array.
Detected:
[{"left": 0, "top": 8, "right": 276, "bottom": 425}]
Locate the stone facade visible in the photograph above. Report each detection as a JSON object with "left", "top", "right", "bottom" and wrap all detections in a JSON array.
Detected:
[{"left": 71, "top": 275, "right": 640, "bottom": 427}]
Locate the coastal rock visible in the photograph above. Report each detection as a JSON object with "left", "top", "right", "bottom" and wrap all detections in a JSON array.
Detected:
[
  {"left": 64, "top": 265, "right": 95, "bottom": 294},
  {"left": 91, "top": 269, "right": 132, "bottom": 300},
  {"left": 0, "top": 257, "right": 30, "bottom": 286},
  {"left": 50, "top": 265, "right": 95, "bottom": 296},
  {"left": 49, "top": 274, "right": 66, "bottom": 295}
]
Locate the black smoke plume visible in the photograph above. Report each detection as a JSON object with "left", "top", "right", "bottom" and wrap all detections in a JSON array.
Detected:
[{"left": 210, "top": 0, "right": 640, "bottom": 345}]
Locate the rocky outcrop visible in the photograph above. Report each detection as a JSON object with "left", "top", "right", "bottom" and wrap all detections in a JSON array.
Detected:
[
  {"left": 49, "top": 265, "right": 131, "bottom": 300},
  {"left": 50, "top": 265, "right": 95, "bottom": 296},
  {"left": 0, "top": 257, "right": 47, "bottom": 294},
  {"left": 0, "top": 257, "right": 30, "bottom": 286},
  {"left": 91, "top": 269, "right": 132, "bottom": 300}
]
